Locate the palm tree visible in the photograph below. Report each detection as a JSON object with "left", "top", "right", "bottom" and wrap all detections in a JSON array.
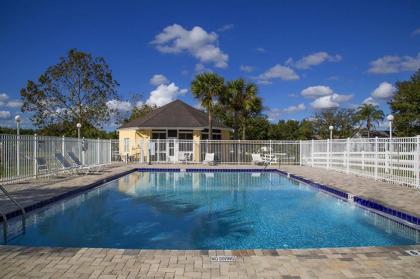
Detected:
[
  {"left": 356, "top": 104, "right": 384, "bottom": 138},
  {"left": 221, "top": 79, "right": 262, "bottom": 140},
  {"left": 191, "top": 73, "right": 224, "bottom": 140}
]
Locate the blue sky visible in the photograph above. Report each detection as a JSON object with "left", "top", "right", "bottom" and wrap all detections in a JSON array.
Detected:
[{"left": 0, "top": 0, "right": 419, "bottom": 128}]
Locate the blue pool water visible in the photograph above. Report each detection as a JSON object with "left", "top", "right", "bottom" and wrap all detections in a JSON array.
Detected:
[{"left": 6, "top": 171, "right": 418, "bottom": 249}]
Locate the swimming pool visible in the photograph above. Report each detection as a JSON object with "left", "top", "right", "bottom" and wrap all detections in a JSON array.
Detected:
[{"left": 5, "top": 170, "right": 419, "bottom": 249}]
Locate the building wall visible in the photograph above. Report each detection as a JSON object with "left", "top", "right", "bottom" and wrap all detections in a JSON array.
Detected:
[
  {"left": 118, "top": 128, "right": 231, "bottom": 161},
  {"left": 221, "top": 130, "right": 230, "bottom": 140}
]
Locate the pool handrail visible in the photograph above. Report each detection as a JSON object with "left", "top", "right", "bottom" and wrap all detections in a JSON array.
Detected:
[{"left": 0, "top": 184, "right": 26, "bottom": 237}]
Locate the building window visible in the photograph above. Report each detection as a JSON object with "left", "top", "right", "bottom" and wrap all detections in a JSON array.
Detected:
[
  {"left": 201, "top": 129, "right": 222, "bottom": 140},
  {"left": 152, "top": 130, "right": 167, "bottom": 139},
  {"left": 179, "top": 130, "right": 193, "bottom": 140},
  {"left": 167, "top": 130, "right": 177, "bottom": 138},
  {"left": 124, "top": 138, "right": 130, "bottom": 153}
]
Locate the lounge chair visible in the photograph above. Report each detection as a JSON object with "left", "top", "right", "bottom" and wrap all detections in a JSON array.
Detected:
[
  {"left": 55, "top": 153, "right": 78, "bottom": 174},
  {"left": 67, "top": 151, "right": 102, "bottom": 174},
  {"left": 251, "top": 153, "right": 265, "bottom": 165},
  {"left": 203, "top": 153, "right": 215, "bottom": 165},
  {"left": 35, "top": 157, "right": 50, "bottom": 177}
]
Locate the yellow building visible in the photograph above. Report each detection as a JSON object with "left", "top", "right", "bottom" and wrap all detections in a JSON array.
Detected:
[{"left": 118, "top": 99, "right": 231, "bottom": 163}]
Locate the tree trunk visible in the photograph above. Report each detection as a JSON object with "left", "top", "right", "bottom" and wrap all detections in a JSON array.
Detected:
[
  {"left": 233, "top": 111, "right": 239, "bottom": 140},
  {"left": 208, "top": 111, "right": 213, "bottom": 140},
  {"left": 242, "top": 123, "right": 246, "bottom": 140},
  {"left": 367, "top": 118, "right": 371, "bottom": 138}
]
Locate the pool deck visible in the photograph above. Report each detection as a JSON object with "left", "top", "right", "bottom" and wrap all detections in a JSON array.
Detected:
[
  {"left": 1, "top": 244, "right": 420, "bottom": 278},
  {"left": 1, "top": 163, "right": 420, "bottom": 278}
]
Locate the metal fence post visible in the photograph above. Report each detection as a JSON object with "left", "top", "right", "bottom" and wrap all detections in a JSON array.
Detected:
[
  {"left": 374, "top": 137, "right": 378, "bottom": 179},
  {"left": 299, "top": 140, "right": 302, "bottom": 166},
  {"left": 82, "top": 137, "right": 85, "bottom": 165},
  {"left": 33, "top": 134, "right": 38, "bottom": 177},
  {"left": 346, "top": 138, "right": 350, "bottom": 174},
  {"left": 97, "top": 138, "right": 100, "bottom": 165},
  {"left": 62, "top": 135, "right": 65, "bottom": 157},
  {"left": 327, "top": 139, "right": 330, "bottom": 169},
  {"left": 16, "top": 134, "right": 20, "bottom": 177},
  {"left": 109, "top": 139, "right": 112, "bottom": 164},
  {"left": 311, "top": 139, "right": 314, "bottom": 167},
  {"left": 416, "top": 135, "right": 420, "bottom": 188}
]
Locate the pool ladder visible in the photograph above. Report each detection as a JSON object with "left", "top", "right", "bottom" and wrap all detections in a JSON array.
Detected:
[{"left": 0, "top": 184, "right": 26, "bottom": 244}]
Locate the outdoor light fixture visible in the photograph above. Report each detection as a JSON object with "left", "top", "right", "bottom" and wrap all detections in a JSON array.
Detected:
[
  {"left": 76, "top": 123, "right": 82, "bottom": 139},
  {"left": 15, "top": 115, "right": 21, "bottom": 136},
  {"left": 387, "top": 114, "right": 394, "bottom": 140},
  {"left": 329, "top": 125, "right": 334, "bottom": 140}
]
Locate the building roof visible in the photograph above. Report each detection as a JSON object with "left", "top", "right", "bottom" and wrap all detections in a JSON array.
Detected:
[{"left": 119, "top": 99, "right": 230, "bottom": 130}]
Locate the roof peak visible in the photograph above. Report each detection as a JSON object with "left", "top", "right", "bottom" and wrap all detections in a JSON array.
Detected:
[{"left": 118, "top": 99, "right": 229, "bottom": 130}]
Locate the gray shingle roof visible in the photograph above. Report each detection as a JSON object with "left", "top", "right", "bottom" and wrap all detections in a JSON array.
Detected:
[{"left": 119, "top": 99, "right": 229, "bottom": 130}]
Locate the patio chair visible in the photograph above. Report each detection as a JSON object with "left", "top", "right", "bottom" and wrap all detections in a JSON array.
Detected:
[
  {"left": 179, "top": 152, "right": 193, "bottom": 164},
  {"left": 35, "top": 157, "right": 50, "bottom": 177},
  {"left": 203, "top": 153, "right": 215, "bottom": 165},
  {"left": 67, "top": 151, "right": 103, "bottom": 174},
  {"left": 55, "top": 153, "right": 78, "bottom": 174},
  {"left": 251, "top": 153, "right": 265, "bottom": 165}
]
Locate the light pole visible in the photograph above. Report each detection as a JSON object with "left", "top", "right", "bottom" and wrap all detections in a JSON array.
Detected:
[
  {"left": 386, "top": 114, "right": 394, "bottom": 174},
  {"left": 15, "top": 115, "right": 21, "bottom": 176},
  {"left": 76, "top": 123, "right": 82, "bottom": 160},
  {"left": 329, "top": 125, "right": 334, "bottom": 140}
]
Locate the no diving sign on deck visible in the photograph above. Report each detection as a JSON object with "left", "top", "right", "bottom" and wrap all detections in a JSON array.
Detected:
[{"left": 210, "top": 256, "right": 237, "bottom": 262}]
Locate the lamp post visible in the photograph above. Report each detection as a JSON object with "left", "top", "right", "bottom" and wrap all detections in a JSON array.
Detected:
[
  {"left": 15, "top": 115, "right": 21, "bottom": 176},
  {"left": 386, "top": 114, "right": 394, "bottom": 174},
  {"left": 76, "top": 123, "right": 82, "bottom": 161},
  {"left": 329, "top": 125, "right": 334, "bottom": 140}
]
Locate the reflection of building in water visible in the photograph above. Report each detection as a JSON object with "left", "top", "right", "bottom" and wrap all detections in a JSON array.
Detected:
[{"left": 118, "top": 172, "right": 149, "bottom": 194}]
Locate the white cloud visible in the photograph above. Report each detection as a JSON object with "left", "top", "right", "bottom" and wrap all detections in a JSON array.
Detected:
[
  {"left": 362, "top": 97, "right": 378, "bottom": 106},
  {"left": 256, "top": 47, "right": 266, "bottom": 53},
  {"left": 151, "top": 24, "right": 228, "bottom": 68},
  {"left": 149, "top": 74, "right": 169, "bottom": 86},
  {"left": 195, "top": 63, "right": 212, "bottom": 73},
  {"left": 0, "top": 110, "right": 11, "bottom": 119},
  {"left": 257, "top": 64, "right": 299, "bottom": 84},
  {"left": 371, "top": 82, "right": 395, "bottom": 99},
  {"left": 310, "top": 94, "right": 353, "bottom": 109},
  {"left": 6, "top": 100, "right": 22, "bottom": 108},
  {"left": 301, "top": 85, "right": 334, "bottom": 98},
  {"left": 368, "top": 53, "right": 420, "bottom": 74},
  {"left": 106, "top": 100, "right": 132, "bottom": 112},
  {"left": 146, "top": 82, "right": 187, "bottom": 107},
  {"left": 412, "top": 28, "right": 420, "bottom": 37},
  {"left": 217, "top": 24, "right": 234, "bottom": 32},
  {"left": 240, "top": 65, "right": 254, "bottom": 73},
  {"left": 287, "top": 52, "right": 342, "bottom": 69},
  {"left": 0, "top": 93, "right": 9, "bottom": 102},
  {"left": 267, "top": 103, "right": 306, "bottom": 121}
]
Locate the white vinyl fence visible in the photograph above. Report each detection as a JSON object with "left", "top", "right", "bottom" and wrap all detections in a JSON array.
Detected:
[
  {"left": 128, "top": 139, "right": 300, "bottom": 165},
  {"left": 300, "top": 136, "right": 420, "bottom": 188},
  {"left": 1, "top": 133, "right": 419, "bottom": 189},
  {"left": 0, "top": 134, "right": 119, "bottom": 184}
]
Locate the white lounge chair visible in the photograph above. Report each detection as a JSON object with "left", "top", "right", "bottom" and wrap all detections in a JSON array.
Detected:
[
  {"left": 203, "top": 153, "right": 215, "bottom": 165},
  {"left": 251, "top": 153, "right": 265, "bottom": 165}
]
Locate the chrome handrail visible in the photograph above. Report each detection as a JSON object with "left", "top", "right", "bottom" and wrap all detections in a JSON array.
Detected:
[{"left": 0, "top": 184, "right": 26, "bottom": 233}]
